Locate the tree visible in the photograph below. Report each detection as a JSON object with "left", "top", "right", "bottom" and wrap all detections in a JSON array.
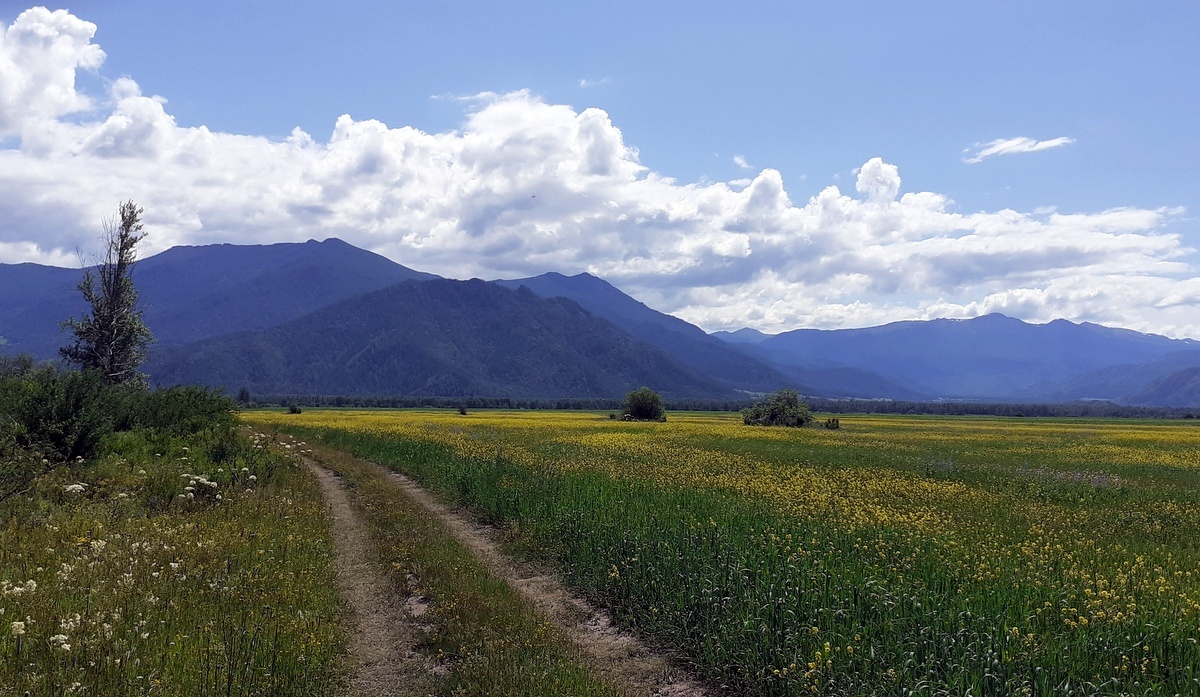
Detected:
[
  {"left": 742, "top": 388, "right": 812, "bottom": 427},
  {"left": 61, "top": 201, "right": 154, "bottom": 386},
  {"left": 623, "top": 386, "right": 665, "bottom": 421}
]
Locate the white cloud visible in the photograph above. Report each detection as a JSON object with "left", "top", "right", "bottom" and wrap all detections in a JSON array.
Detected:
[
  {"left": 963, "top": 136, "right": 1075, "bottom": 164},
  {"left": 732, "top": 154, "right": 750, "bottom": 169},
  {"left": 1, "top": 10, "right": 1196, "bottom": 338},
  {"left": 0, "top": 7, "right": 104, "bottom": 138},
  {"left": 578, "top": 77, "right": 611, "bottom": 88}
]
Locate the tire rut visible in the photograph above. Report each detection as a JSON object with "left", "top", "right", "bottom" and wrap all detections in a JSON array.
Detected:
[
  {"left": 382, "top": 468, "right": 710, "bottom": 697},
  {"left": 305, "top": 460, "right": 438, "bottom": 697}
]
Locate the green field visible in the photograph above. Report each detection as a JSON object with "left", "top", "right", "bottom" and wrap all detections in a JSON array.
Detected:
[{"left": 246, "top": 409, "right": 1200, "bottom": 696}]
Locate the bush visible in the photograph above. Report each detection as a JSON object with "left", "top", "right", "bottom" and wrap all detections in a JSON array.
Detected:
[
  {"left": 623, "top": 387, "right": 665, "bottom": 422},
  {"left": 824, "top": 417, "right": 841, "bottom": 430},
  {"left": 742, "top": 389, "right": 812, "bottom": 427},
  {"left": 14, "top": 369, "right": 112, "bottom": 462},
  {"left": 110, "top": 385, "right": 235, "bottom": 435},
  {"left": 1, "top": 367, "right": 236, "bottom": 474}
]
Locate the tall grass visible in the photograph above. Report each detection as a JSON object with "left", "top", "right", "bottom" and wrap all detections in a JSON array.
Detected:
[
  {"left": 248, "top": 409, "right": 1200, "bottom": 696},
  {"left": 0, "top": 425, "right": 344, "bottom": 696}
]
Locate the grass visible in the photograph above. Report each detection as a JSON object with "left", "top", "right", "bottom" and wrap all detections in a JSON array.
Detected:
[
  {"left": 0, "top": 425, "right": 344, "bottom": 697},
  {"left": 245, "top": 408, "right": 1200, "bottom": 696},
  {"left": 261, "top": 430, "right": 626, "bottom": 697}
]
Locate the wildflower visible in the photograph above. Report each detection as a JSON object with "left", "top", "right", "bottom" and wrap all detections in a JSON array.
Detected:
[
  {"left": 50, "top": 633, "right": 71, "bottom": 651},
  {"left": 64, "top": 483, "right": 87, "bottom": 494},
  {"left": 11, "top": 621, "right": 25, "bottom": 636}
]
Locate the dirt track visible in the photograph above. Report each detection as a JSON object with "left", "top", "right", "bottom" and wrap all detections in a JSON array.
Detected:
[
  {"left": 305, "top": 460, "right": 438, "bottom": 697},
  {"left": 304, "top": 449, "right": 709, "bottom": 696}
]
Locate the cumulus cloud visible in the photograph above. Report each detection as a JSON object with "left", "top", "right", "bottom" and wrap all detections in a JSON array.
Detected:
[
  {"left": 963, "top": 136, "right": 1075, "bottom": 164},
  {"left": 0, "top": 7, "right": 104, "bottom": 139},
  {"left": 1, "top": 10, "right": 1196, "bottom": 338}
]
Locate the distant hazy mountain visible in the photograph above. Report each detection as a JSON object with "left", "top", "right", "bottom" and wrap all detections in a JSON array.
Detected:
[
  {"left": 149, "top": 278, "right": 730, "bottom": 399},
  {"left": 710, "top": 328, "right": 773, "bottom": 344},
  {"left": 1018, "top": 350, "right": 1200, "bottom": 405},
  {"left": 738, "top": 313, "right": 1200, "bottom": 402},
  {"left": 0, "top": 238, "right": 435, "bottom": 358},
  {"left": 496, "top": 272, "right": 796, "bottom": 393},
  {"left": 0, "top": 262, "right": 82, "bottom": 357}
]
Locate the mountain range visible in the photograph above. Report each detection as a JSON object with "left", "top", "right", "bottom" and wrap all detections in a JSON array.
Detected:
[{"left": 3, "top": 238, "right": 1199, "bottom": 406}]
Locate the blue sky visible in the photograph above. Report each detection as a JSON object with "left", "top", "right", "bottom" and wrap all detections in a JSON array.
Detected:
[{"left": 2, "top": 2, "right": 1198, "bottom": 336}]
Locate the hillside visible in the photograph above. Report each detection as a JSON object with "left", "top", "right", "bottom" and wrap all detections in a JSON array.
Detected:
[
  {"left": 148, "top": 278, "right": 729, "bottom": 399},
  {"left": 496, "top": 272, "right": 798, "bottom": 393},
  {"left": 0, "top": 238, "right": 435, "bottom": 357}
]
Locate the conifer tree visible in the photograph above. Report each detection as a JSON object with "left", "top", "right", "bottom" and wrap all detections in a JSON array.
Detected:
[{"left": 61, "top": 201, "right": 154, "bottom": 386}]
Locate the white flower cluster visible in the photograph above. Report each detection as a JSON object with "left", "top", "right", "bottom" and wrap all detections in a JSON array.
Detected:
[
  {"left": 63, "top": 482, "right": 87, "bottom": 494},
  {"left": 178, "top": 473, "right": 219, "bottom": 502},
  {"left": 1, "top": 579, "right": 37, "bottom": 597}
]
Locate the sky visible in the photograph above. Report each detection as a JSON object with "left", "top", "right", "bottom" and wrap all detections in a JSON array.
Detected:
[{"left": 1, "top": 2, "right": 1198, "bottom": 337}]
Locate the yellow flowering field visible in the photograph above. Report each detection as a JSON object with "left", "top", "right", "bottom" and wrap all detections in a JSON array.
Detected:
[{"left": 247, "top": 408, "right": 1200, "bottom": 695}]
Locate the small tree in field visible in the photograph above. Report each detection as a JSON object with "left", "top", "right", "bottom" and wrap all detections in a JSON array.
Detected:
[
  {"left": 742, "top": 388, "right": 812, "bottom": 427},
  {"left": 61, "top": 201, "right": 154, "bottom": 386},
  {"left": 623, "top": 386, "right": 665, "bottom": 422}
]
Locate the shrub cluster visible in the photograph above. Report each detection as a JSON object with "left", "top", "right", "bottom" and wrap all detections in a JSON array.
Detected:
[
  {"left": 742, "top": 388, "right": 812, "bottom": 427},
  {"left": 1, "top": 357, "right": 234, "bottom": 499},
  {"left": 623, "top": 386, "right": 666, "bottom": 422}
]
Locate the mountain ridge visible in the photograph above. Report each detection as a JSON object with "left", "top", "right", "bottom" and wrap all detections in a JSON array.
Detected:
[
  {"left": 4, "top": 237, "right": 1199, "bottom": 406},
  {"left": 148, "top": 278, "right": 731, "bottom": 399}
]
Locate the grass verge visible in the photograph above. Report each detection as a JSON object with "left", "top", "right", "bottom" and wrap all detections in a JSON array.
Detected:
[{"left": 0, "top": 425, "right": 345, "bottom": 696}]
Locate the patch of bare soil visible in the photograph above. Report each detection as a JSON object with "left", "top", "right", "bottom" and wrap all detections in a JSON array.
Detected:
[
  {"left": 384, "top": 469, "right": 711, "bottom": 697},
  {"left": 305, "top": 460, "right": 438, "bottom": 697}
]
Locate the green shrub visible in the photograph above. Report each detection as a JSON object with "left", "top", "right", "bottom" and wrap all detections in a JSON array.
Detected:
[
  {"left": 742, "top": 388, "right": 812, "bottom": 427},
  {"left": 824, "top": 417, "right": 841, "bottom": 430},
  {"left": 14, "top": 369, "right": 112, "bottom": 462},
  {"left": 623, "top": 387, "right": 665, "bottom": 422},
  {"left": 111, "top": 385, "right": 235, "bottom": 435}
]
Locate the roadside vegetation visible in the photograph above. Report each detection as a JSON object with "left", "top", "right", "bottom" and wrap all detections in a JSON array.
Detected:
[
  {"left": 1, "top": 202, "right": 343, "bottom": 696},
  {"left": 0, "top": 387, "right": 344, "bottom": 695},
  {"left": 247, "top": 408, "right": 1200, "bottom": 696}
]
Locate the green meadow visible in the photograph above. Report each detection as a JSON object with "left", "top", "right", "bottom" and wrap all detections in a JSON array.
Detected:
[{"left": 248, "top": 409, "right": 1200, "bottom": 696}]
